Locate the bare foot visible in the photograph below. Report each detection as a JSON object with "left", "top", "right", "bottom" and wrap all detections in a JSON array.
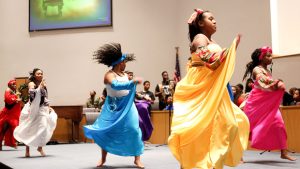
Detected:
[
  {"left": 134, "top": 160, "right": 145, "bottom": 168},
  {"left": 25, "top": 152, "right": 30, "bottom": 157},
  {"left": 37, "top": 147, "right": 46, "bottom": 157},
  {"left": 25, "top": 146, "right": 30, "bottom": 157},
  {"left": 240, "top": 157, "right": 245, "bottom": 164},
  {"left": 281, "top": 154, "right": 296, "bottom": 161},
  {"left": 96, "top": 159, "right": 106, "bottom": 168}
]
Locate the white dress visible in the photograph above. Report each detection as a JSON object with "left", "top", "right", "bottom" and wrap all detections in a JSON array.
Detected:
[{"left": 14, "top": 87, "right": 57, "bottom": 147}]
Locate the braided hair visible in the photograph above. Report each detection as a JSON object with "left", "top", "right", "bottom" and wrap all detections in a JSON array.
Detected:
[
  {"left": 243, "top": 49, "right": 261, "bottom": 80},
  {"left": 93, "top": 43, "right": 135, "bottom": 67}
]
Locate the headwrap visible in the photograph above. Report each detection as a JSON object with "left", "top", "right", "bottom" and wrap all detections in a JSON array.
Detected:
[
  {"left": 8, "top": 79, "right": 16, "bottom": 87},
  {"left": 111, "top": 54, "right": 127, "bottom": 67},
  {"left": 259, "top": 46, "right": 272, "bottom": 61},
  {"left": 188, "top": 8, "right": 204, "bottom": 24}
]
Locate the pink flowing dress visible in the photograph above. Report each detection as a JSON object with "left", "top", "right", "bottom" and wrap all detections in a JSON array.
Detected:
[{"left": 244, "top": 66, "right": 287, "bottom": 150}]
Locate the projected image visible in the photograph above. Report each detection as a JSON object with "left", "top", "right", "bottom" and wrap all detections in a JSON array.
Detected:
[{"left": 29, "top": 0, "right": 112, "bottom": 31}]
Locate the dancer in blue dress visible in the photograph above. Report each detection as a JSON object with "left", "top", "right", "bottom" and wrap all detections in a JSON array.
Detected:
[{"left": 84, "top": 43, "right": 144, "bottom": 168}]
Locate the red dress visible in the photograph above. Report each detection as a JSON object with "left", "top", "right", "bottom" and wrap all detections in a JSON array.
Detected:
[{"left": 0, "top": 89, "right": 21, "bottom": 147}]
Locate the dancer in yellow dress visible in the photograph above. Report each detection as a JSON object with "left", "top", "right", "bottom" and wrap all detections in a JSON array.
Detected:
[{"left": 168, "top": 9, "right": 250, "bottom": 169}]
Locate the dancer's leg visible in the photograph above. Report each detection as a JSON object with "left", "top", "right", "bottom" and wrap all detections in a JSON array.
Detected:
[
  {"left": 134, "top": 156, "right": 144, "bottom": 168},
  {"left": 25, "top": 146, "right": 30, "bottom": 157},
  {"left": 37, "top": 146, "right": 45, "bottom": 157},
  {"left": 97, "top": 149, "right": 107, "bottom": 167},
  {"left": 281, "top": 149, "right": 296, "bottom": 161},
  {"left": 0, "top": 122, "right": 9, "bottom": 150}
]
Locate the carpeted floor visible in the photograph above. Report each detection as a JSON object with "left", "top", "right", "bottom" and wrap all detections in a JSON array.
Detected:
[{"left": 0, "top": 143, "right": 299, "bottom": 169}]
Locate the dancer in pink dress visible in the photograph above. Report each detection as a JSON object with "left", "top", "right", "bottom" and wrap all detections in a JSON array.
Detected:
[{"left": 243, "top": 46, "right": 296, "bottom": 161}]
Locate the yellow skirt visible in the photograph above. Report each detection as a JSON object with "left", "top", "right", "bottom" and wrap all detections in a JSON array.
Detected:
[{"left": 168, "top": 40, "right": 249, "bottom": 169}]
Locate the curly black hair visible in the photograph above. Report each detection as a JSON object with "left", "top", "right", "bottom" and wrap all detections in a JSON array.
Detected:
[
  {"left": 188, "top": 10, "right": 210, "bottom": 42},
  {"left": 243, "top": 49, "right": 261, "bottom": 80},
  {"left": 93, "top": 43, "right": 135, "bottom": 67}
]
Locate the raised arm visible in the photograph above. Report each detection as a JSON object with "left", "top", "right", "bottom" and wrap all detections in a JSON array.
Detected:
[{"left": 104, "top": 71, "right": 141, "bottom": 90}]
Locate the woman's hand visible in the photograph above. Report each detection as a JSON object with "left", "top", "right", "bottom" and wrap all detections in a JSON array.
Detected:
[
  {"left": 277, "top": 80, "right": 285, "bottom": 91},
  {"left": 235, "top": 34, "right": 241, "bottom": 49},
  {"left": 40, "top": 79, "right": 46, "bottom": 88},
  {"left": 133, "top": 77, "right": 143, "bottom": 85},
  {"left": 49, "top": 107, "right": 54, "bottom": 113}
]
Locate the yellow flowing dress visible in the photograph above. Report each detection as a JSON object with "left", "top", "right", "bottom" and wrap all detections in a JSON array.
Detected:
[{"left": 168, "top": 39, "right": 250, "bottom": 169}]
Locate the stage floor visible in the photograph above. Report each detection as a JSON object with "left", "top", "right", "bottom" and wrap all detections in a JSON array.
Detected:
[{"left": 0, "top": 143, "right": 299, "bottom": 169}]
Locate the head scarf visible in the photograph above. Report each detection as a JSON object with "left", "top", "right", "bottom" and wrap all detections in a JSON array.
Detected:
[
  {"left": 111, "top": 54, "right": 127, "bottom": 66},
  {"left": 188, "top": 8, "right": 204, "bottom": 24},
  {"left": 8, "top": 79, "right": 16, "bottom": 87},
  {"left": 259, "top": 46, "right": 272, "bottom": 61}
]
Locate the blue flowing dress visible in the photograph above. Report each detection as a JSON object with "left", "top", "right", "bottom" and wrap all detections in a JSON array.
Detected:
[{"left": 84, "top": 74, "right": 144, "bottom": 156}]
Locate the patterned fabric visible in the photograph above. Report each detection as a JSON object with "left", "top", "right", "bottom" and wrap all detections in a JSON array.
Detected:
[
  {"left": 190, "top": 44, "right": 228, "bottom": 70},
  {"left": 244, "top": 66, "right": 287, "bottom": 150},
  {"left": 168, "top": 39, "right": 249, "bottom": 169},
  {"left": 253, "top": 66, "right": 277, "bottom": 90}
]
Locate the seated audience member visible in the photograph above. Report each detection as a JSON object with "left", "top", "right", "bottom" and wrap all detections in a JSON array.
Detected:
[
  {"left": 239, "top": 79, "right": 254, "bottom": 110},
  {"left": 86, "top": 90, "right": 100, "bottom": 109},
  {"left": 98, "top": 88, "right": 107, "bottom": 109},
  {"left": 282, "top": 91, "right": 294, "bottom": 106},
  {"left": 281, "top": 87, "right": 296, "bottom": 106},
  {"left": 164, "top": 95, "right": 173, "bottom": 111},
  {"left": 169, "top": 80, "right": 176, "bottom": 94},
  {"left": 155, "top": 71, "right": 171, "bottom": 110},
  {"left": 231, "top": 85, "right": 245, "bottom": 107},
  {"left": 236, "top": 83, "right": 244, "bottom": 93},
  {"left": 292, "top": 88, "right": 300, "bottom": 105},
  {"left": 125, "top": 70, "right": 134, "bottom": 80},
  {"left": 289, "top": 87, "right": 297, "bottom": 96},
  {"left": 135, "top": 81, "right": 155, "bottom": 142},
  {"left": 245, "top": 78, "right": 254, "bottom": 93},
  {"left": 136, "top": 81, "right": 155, "bottom": 104}
]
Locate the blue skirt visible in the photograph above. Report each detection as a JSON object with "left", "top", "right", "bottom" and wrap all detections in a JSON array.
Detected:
[{"left": 84, "top": 86, "right": 144, "bottom": 156}]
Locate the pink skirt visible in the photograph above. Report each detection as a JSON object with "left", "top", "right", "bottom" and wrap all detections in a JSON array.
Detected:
[{"left": 244, "top": 87, "right": 287, "bottom": 150}]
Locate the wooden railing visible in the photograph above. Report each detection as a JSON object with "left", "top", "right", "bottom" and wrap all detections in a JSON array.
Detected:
[
  {"left": 50, "top": 106, "right": 300, "bottom": 153},
  {"left": 280, "top": 106, "right": 300, "bottom": 152},
  {"left": 148, "top": 110, "right": 172, "bottom": 144},
  {"left": 51, "top": 105, "right": 83, "bottom": 143}
]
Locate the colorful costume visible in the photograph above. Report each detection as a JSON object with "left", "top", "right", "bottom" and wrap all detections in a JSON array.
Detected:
[
  {"left": 168, "top": 39, "right": 249, "bottom": 169},
  {"left": 84, "top": 73, "right": 144, "bottom": 156},
  {"left": 244, "top": 66, "right": 287, "bottom": 150},
  {"left": 14, "top": 87, "right": 57, "bottom": 147},
  {"left": 0, "top": 88, "right": 21, "bottom": 148}
]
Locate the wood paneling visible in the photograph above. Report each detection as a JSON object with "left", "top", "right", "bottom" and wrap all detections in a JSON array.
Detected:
[
  {"left": 51, "top": 105, "right": 83, "bottom": 143},
  {"left": 280, "top": 106, "right": 300, "bottom": 152},
  {"left": 148, "top": 110, "right": 171, "bottom": 144}
]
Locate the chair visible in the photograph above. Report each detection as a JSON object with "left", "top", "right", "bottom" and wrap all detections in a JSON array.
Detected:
[
  {"left": 84, "top": 111, "right": 100, "bottom": 125},
  {"left": 83, "top": 107, "right": 98, "bottom": 113},
  {"left": 83, "top": 108, "right": 100, "bottom": 143}
]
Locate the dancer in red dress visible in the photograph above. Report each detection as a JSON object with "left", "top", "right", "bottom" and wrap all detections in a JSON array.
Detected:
[{"left": 0, "top": 79, "right": 21, "bottom": 150}]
